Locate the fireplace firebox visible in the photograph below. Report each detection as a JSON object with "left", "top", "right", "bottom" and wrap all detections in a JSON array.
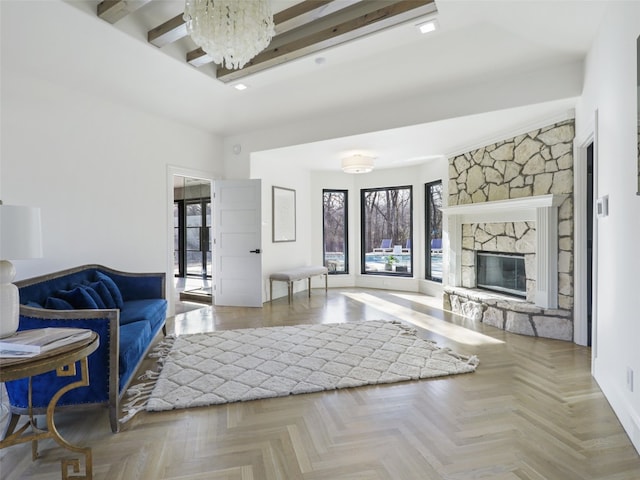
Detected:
[{"left": 476, "top": 252, "right": 526, "bottom": 298}]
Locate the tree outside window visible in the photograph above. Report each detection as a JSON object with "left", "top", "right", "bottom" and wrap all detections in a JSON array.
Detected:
[
  {"left": 323, "top": 190, "right": 348, "bottom": 274},
  {"left": 361, "top": 186, "right": 412, "bottom": 275},
  {"left": 425, "top": 181, "right": 443, "bottom": 282}
]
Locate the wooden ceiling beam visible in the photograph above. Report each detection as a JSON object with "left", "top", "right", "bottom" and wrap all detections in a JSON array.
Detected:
[
  {"left": 148, "top": 13, "right": 187, "bottom": 47},
  {"left": 274, "top": 0, "right": 335, "bottom": 25},
  {"left": 97, "top": 0, "right": 152, "bottom": 24},
  {"left": 215, "top": 0, "right": 437, "bottom": 82},
  {"left": 149, "top": 0, "right": 338, "bottom": 49},
  {"left": 185, "top": 0, "right": 347, "bottom": 67}
]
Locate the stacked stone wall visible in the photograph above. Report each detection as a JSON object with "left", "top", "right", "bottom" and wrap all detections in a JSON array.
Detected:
[{"left": 444, "top": 119, "right": 575, "bottom": 341}]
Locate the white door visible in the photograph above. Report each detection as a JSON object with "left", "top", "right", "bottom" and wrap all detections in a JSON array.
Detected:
[{"left": 213, "top": 179, "right": 263, "bottom": 307}]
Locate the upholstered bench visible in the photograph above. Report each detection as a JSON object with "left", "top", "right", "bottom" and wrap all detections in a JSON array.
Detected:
[{"left": 269, "top": 266, "right": 328, "bottom": 303}]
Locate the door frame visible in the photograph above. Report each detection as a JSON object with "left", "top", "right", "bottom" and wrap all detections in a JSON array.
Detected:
[
  {"left": 573, "top": 111, "right": 598, "bottom": 357},
  {"left": 166, "top": 165, "right": 215, "bottom": 316}
]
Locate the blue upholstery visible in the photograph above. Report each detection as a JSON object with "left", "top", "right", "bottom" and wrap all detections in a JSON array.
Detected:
[
  {"left": 82, "top": 285, "right": 107, "bottom": 309},
  {"left": 119, "top": 321, "right": 152, "bottom": 390},
  {"left": 120, "top": 299, "right": 167, "bottom": 330},
  {"left": 53, "top": 286, "right": 99, "bottom": 309},
  {"left": 380, "top": 239, "right": 392, "bottom": 249},
  {"left": 45, "top": 296, "right": 73, "bottom": 310},
  {"left": 95, "top": 271, "right": 124, "bottom": 308},
  {"left": 7, "top": 265, "right": 167, "bottom": 433},
  {"left": 84, "top": 280, "right": 116, "bottom": 308}
]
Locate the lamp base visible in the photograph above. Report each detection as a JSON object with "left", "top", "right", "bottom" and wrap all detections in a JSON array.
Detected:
[{"left": 0, "top": 260, "right": 19, "bottom": 338}]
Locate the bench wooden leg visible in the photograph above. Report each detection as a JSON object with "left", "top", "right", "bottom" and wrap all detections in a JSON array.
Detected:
[
  {"left": 288, "top": 281, "right": 292, "bottom": 304},
  {"left": 308, "top": 277, "right": 311, "bottom": 297},
  {"left": 270, "top": 279, "right": 273, "bottom": 302}
]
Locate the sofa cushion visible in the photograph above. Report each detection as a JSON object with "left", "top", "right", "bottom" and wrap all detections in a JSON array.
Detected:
[
  {"left": 44, "top": 297, "right": 73, "bottom": 310},
  {"left": 52, "top": 286, "right": 98, "bottom": 309},
  {"left": 120, "top": 299, "right": 167, "bottom": 330},
  {"left": 95, "top": 271, "right": 124, "bottom": 309},
  {"left": 119, "top": 321, "right": 152, "bottom": 390}
]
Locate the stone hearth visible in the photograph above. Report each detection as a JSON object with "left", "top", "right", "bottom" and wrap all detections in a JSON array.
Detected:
[{"left": 443, "top": 286, "right": 573, "bottom": 340}]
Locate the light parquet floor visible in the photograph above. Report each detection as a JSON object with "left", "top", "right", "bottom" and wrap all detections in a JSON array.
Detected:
[{"left": 2, "top": 288, "right": 639, "bottom": 479}]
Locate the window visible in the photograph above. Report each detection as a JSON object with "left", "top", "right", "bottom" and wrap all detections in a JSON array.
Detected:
[
  {"left": 174, "top": 199, "right": 212, "bottom": 278},
  {"left": 361, "top": 186, "right": 412, "bottom": 276},
  {"left": 425, "top": 181, "right": 443, "bottom": 282},
  {"left": 323, "top": 190, "right": 348, "bottom": 274}
]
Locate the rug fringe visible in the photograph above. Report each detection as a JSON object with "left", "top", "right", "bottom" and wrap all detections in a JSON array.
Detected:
[
  {"left": 118, "top": 335, "right": 176, "bottom": 425},
  {"left": 391, "top": 320, "right": 418, "bottom": 336}
]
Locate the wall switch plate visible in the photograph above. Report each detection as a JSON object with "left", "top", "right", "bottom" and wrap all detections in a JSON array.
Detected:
[{"left": 596, "top": 195, "right": 609, "bottom": 218}]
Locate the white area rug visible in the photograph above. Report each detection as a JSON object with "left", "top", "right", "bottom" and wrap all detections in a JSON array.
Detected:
[{"left": 143, "top": 320, "right": 479, "bottom": 412}]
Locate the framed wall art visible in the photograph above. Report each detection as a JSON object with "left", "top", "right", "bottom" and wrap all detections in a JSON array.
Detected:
[{"left": 272, "top": 186, "right": 296, "bottom": 242}]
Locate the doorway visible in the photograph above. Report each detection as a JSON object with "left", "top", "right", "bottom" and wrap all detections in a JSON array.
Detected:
[
  {"left": 173, "top": 175, "right": 213, "bottom": 306},
  {"left": 586, "top": 142, "right": 594, "bottom": 346}
]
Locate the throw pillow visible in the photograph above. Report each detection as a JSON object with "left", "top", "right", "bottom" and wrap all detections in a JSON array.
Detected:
[
  {"left": 54, "top": 286, "right": 99, "bottom": 310},
  {"left": 82, "top": 285, "right": 107, "bottom": 309},
  {"left": 95, "top": 271, "right": 124, "bottom": 309},
  {"left": 45, "top": 296, "right": 74, "bottom": 310},
  {"left": 84, "top": 280, "right": 117, "bottom": 309}
]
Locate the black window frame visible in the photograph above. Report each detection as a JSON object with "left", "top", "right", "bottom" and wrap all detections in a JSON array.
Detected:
[
  {"left": 174, "top": 198, "right": 212, "bottom": 279},
  {"left": 322, "top": 189, "right": 349, "bottom": 275},
  {"left": 360, "top": 185, "right": 413, "bottom": 277},
  {"left": 425, "top": 180, "right": 443, "bottom": 282}
]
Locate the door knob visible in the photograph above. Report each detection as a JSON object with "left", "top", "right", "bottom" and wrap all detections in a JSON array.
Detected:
[{"left": 250, "top": 249, "right": 261, "bottom": 254}]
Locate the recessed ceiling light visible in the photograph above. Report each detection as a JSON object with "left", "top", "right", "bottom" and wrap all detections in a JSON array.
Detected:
[
  {"left": 233, "top": 83, "right": 248, "bottom": 91},
  {"left": 417, "top": 18, "right": 439, "bottom": 34}
]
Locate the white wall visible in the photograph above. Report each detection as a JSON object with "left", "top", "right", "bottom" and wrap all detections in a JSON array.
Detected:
[
  {"left": 255, "top": 152, "right": 447, "bottom": 301},
  {"left": 251, "top": 156, "right": 312, "bottom": 301},
  {"left": 0, "top": 68, "right": 223, "bottom": 282},
  {"left": 575, "top": 2, "right": 640, "bottom": 451}
]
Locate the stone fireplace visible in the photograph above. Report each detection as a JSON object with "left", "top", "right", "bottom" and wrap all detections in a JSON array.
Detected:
[{"left": 442, "top": 119, "right": 575, "bottom": 341}]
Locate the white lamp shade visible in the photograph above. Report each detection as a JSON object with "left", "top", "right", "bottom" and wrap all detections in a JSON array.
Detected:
[
  {"left": 341, "top": 155, "right": 375, "bottom": 174},
  {"left": 0, "top": 204, "right": 43, "bottom": 260}
]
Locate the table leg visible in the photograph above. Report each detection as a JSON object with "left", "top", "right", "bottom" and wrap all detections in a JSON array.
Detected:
[
  {"left": 0, "top": 358, "right": 93, "bottom": 479},
  {"left": 49, "top": 358, "right": 93, "bottom": 479}
]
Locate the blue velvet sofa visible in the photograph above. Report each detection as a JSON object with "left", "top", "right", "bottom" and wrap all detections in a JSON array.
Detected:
[{"left": 4, "top": 265, "right": 167, "bottom": 433}]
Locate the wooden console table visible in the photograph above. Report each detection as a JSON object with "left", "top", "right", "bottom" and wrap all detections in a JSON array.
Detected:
[{"left": 0, "top": 331, "right": 99, "bottom": 479}]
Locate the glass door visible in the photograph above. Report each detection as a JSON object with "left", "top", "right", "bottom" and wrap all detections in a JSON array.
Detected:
[
  {"left": 174, "top": 177, "right": 212, "bottom": 279},
  {"left": 185, "top": 199, "right": 211, "bottom": 278}
]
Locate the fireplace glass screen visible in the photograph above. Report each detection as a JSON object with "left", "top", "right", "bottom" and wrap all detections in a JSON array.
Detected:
[{"left": 476, "top": 252, "right": 526, "bottom": 297}]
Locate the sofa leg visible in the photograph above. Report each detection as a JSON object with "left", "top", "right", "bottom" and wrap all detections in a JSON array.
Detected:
[
  {"left": 2, "top": 413, "right": 20, "bottom": 440},
  {"left": 162, "top": 324, "right": 167, "bottom": 336}
]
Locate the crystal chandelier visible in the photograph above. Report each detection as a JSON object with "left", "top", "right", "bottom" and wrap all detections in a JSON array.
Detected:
[{"left": 184, "top": 0, "right": 275, "bottom": 70}]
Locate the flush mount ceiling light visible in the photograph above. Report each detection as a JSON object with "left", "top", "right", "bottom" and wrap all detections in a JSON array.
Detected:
[
  {"left": 183, "top": 0, "right": 275, "bottom": 70},
  {"left": 341, "top": 155, "right": 375, "bottom": 174},
  {"left": 417, "top": 18, "right": 439, "bottom": 34}
]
